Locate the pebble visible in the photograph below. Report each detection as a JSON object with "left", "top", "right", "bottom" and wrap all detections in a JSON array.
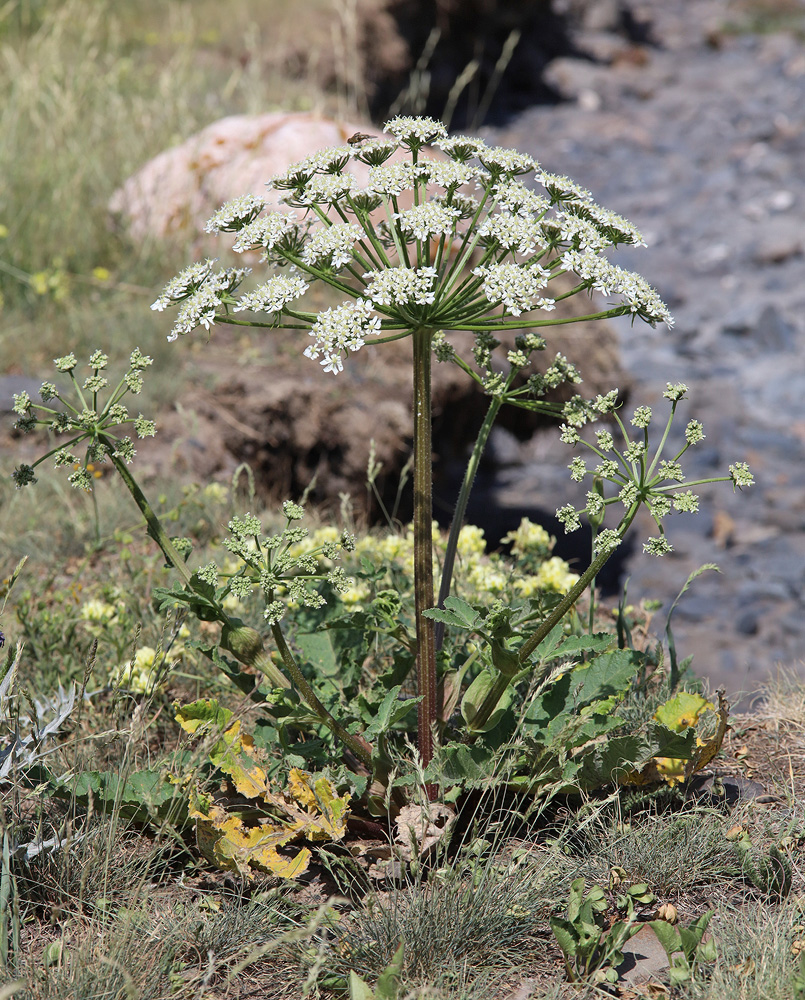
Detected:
[{"left": 482, "top": 0, "right": 805, "bottom": 700}]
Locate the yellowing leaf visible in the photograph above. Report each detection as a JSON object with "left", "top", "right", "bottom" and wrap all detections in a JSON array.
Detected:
[
  {"left": 280, "top": 768, "right": 350, "bottom": 842},
  {"left": 175, "top": 699, "right": 233, "bottom": 734},
  {"left": 190, "top": 797, "right": 310, "bottom": 878},
  {"left": 651, "top": 691, "right": 729, "bottom": 787},
  {"left": 654, "top": 691, "right": 713, "bottom": 733},
  {"left": 211, "top": 723, "right": 268, "bottom": 798}
]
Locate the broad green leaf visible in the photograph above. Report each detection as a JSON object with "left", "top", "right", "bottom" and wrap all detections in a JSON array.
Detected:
[
  {"left": 549, "top": 632, "right": 614, "bottom": 660},
  {"left": 423, "top": 596, "right": 480, "bottom": 629},
  {"left": 424, "top": 743, "right": 491, "bottom": 786},
  {"left": 461, "top": 669, "right": 512, "bottom": 732},
  {"left": 649, "top": 920, "right": 682, "bottom": 957},
  {"left": 295, "top": 631, "right": 339, "bottom": 677},
  {"left": 549, "top": 917, "right": 580, "bottom": 957},
  {"left": 571, "top": 649, "right": 645, "bottom": 707},
  {"left": 577, "top": 724, "right": 696, "bottom": 789},
  {"left": 363, "top": 686, "right": 419, "bottom": 739},
  {"left": 533, "top": 622, "right": 565, "bottom": 662},
  {"left": 443, "top": 596, "right": 481, "bottom": 626},
  {"left": 65, "top": 768, "right": 188, "bottom": 825},
  {"left": 349, "top": 971, "right": 376, "bottom": 1000}
]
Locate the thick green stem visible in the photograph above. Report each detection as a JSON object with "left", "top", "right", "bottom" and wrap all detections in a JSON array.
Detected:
[
  {"left": 102, "top": 436, "right": 289, "bottom": 689},
  {"left": 412, "top": 328, "right": 437, "bottom": 781},
  {"left": 102, "top": 438, "right": 194, "bottom": 590},
  {"left": 435, "top": 393, "right": 504, "bottom": 651},
  {"left": 518, "top": 507, "right": 639, "bottom": 663},
  {"left": 270, "top": 624, "right": 374, "bottom": 769}
]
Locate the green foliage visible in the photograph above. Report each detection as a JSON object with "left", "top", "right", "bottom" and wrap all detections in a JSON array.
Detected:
[
  {"left": 9, "top": 116, "right": 753, "bottom": 879},
  {"left": 649, "top": 911, "right": 717, "bottom": 987},
  {"left": 549, "top": 877, "right": 641, "bottom": 984}
]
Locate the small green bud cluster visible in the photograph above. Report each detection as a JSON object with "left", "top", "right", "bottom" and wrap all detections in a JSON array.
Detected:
[
  {"left": 12, "top": 349, "right": 156, "bottom": 490},
  {"left": 554, "top": 387, "right": 753, "bottom": 556},
  {"left": 199, "top": 503, "right": 356, "bottom": 626}
]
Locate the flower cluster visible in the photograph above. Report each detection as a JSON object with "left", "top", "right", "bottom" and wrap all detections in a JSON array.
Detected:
[
  {"left": 12, "top": 349, "right": 157, "bottom": 491},
  {"left": 197, "top": 501, "right": 357, "bottom": 627},
  {"left": 553, "top": 387, "right": 753, "bottom": 555},
  {"left": 151, "top": 115, "right": 672, "bottom": 375}
]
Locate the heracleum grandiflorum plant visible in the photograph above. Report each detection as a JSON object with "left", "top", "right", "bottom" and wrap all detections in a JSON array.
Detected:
[{"left": 13, "top": 116, "right": 752, "bottom": 800}]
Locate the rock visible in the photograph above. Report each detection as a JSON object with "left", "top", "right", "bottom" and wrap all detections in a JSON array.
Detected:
[
  {"left": 617, "top": 924, "right": 669, "bottom": 986},
  {"left": 109, "top": 112, "right": 390, "bottom": 250}
]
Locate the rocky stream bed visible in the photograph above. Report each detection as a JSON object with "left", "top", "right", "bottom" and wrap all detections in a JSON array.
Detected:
[{"left": 479, "top": 0, "right": 805, "bottom": 702}]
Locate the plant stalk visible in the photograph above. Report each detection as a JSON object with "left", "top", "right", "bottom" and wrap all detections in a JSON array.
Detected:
[
  {"left": 435, "top": 393, "right": 504, "bottom": 652},
  {"left": 269, "top": 624, "right": 374, "bottom": 769},
  {"left": 412, "top": 328, "right": 437, "bottom": 786},
  {"left": 102, "top": 437, "right": 289, "bottom": 689}
]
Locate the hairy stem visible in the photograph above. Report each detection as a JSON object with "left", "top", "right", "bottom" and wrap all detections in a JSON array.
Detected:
[
  {"left": 412, "top": 328, "right": 437, "bottom": 786},
  {"left": 270, "top": 624, "right": 374, "bottom": 769}
]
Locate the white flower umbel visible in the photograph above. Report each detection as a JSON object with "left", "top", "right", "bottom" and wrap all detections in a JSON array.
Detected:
[
  {"left": 166, "top": 267, "right": 250, "bottom": 340},
  {"left": 394, "top": 203, "right": 461, "bottom": 242},
  {"left": 301, "top": 223, "right": 363, "bottom": 271},
  {"left": 234, "top": 274, "right": 309, "bottom": 315},
  {"left": 231, "top": 213, "right": 300, "bottom": 255},
  {"left": 473, "top": 263, "right": 555, "bottom": 316},
  {"left": 363, "top": 267, "right": 438, "bottom": 307},
  {"left": 204, "top": 194, "right": 266, "bottom": 234},
  {"left": 477, "top": 213, "right": 545, "bottom": 256},
  {"left": 303, "top": 299, "right": 381, "bottom": 374}
]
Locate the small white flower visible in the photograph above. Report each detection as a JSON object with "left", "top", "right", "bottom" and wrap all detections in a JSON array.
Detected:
[
  {"left": 435, "top": 134, "right": 489, "bottom": 161},
  {"left": 234, "top": 274, "right": 309, "bottom": 314},
  {"left": 289, "top": 172, "right": 356, "bottom": 206},
  {"left": 672, "top": 491, "right": 699, "bottom": 513},
  {"left": 304, "top": 299, "right": 382, "bottom": 374},
  {"left": 384, "top": 116, "right": 448, "bottom": 147},
  {"left": 231, "top": 212, "right": 300, "bottom": 254},
  {"left": 472, "top": 262, "right": 554, "bottom": 316},
  {"left": 416, "top": 158, "right": 475, "bottom": 190},
  {"left": 493, "top": 181, "right": 550, "bottom": 218},
  {"left": 367, "top": 162, "right": 416, "bottom": 197},
  {"left": 393, "top": 203, "right": 460, "bottom": 242},
  {"left": 644, "top": 536, "right": 673, "bottom": 556},
  {"left": 166, "top": 267, "right": 250, "bottom": 340},
  {"left": 478, "top": 147, "right": 536, "bottom": 177},
  {"left": 554, "top": 212, "right": 611, "bottom": 252},
  {"left": 594, "top": 528, "right": 621, "bottom": 555},
  {"left": 204, "top": 194, "right": 266, "bottom": 234},
  {"left": 477, "top": 213, "right": 544, "bottom": 256},
  {"left": 363, "top": 266, "right": 438, "bottom": 307},
  {"left": 301, "top": 223, "right": 363, "bottom": 270},
  {"left": 539, "top": 172, "right": 593, "bottom": 204},
  {"left": 151, "top": 260, "right": 215, "bottom": 311}
]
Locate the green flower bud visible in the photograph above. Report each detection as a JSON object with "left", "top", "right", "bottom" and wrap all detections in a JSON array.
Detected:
[{"left": 220, "top": 624, "right": 264, "bottom": 665}]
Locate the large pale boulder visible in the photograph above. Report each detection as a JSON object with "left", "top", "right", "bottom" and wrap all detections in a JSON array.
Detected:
[{"left": 109, "top": 112, "right": 388, "bottom": 249}]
